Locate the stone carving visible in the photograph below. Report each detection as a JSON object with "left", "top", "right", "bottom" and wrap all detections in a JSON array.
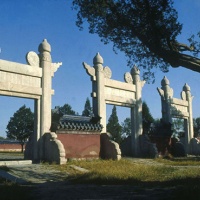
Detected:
[
  {"left": 100, "top": 133, "right": 121, "bottom": 160},
  {"left": 83, "top": 62, "right": 95, "bottom": 77},
  {"left": 44, "top": 132, "right": 66, "bottom": 164},
  {"left": 181, "top": 91, "right": 186, "bottom": 101},
  {"left": 26, "top": 51, "right": 39, "bottom": 66},
  {"left": 51, "top": 62, "right": 62, "bottom": 76},
  {"left": 157, "top": 76, "right": 173, "bottom": 100},
  {"left": 124, "top": 72, "right": 133, "bottom": 83},
  {"left": 104, "top": 66, "right": 112, "bottom": 78}
]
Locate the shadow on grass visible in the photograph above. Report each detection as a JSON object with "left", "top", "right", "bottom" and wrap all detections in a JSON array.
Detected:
[
  {"left": 0, "top": 173, "right": 200, "bottom": 199},
  {"left": 67, "top": 173, "right": 200, "bottom": 199},
  {"left": 0, "top": 184, "right": 32, "bottom": 200}
]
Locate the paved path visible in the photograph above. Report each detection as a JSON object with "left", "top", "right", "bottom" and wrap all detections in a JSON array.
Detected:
[{"left": 0, "top": 163, "right": 68, "bottom": 184}]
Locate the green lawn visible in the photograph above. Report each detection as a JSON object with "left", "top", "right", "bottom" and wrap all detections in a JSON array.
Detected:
[
  {"left": 57, "top": 158, "right": 200, "bottom": 185},
  {"left": 1, "top": 157, "right": 200, "bottom": 199}
]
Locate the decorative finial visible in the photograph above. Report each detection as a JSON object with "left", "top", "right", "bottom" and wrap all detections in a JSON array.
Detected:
[
  {"left": 161, "top": 76, "right": 169, "bottom": 86},
  {"left": 93, "top": 52, "right": 103, "bottom": 65},
  {"left": 38, "top": 39, "right": 51, "bottom": 53},
  {"left": 183, "top": 83, "right": 190, "bottom": 91},
  {"left": 131, "top": 65, "right": 140, "bottom": 75}
]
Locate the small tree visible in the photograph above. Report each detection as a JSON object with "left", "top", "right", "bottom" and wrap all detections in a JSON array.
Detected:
[
  {"left": 6, "top": 105, "right": 34, "bottom": 152},
  {"left": 142, "top": 101, "right": 154, "bottom": 134},
  {"left": 51, "top": 103, "right": 77, "bottom": 132},
  {"left": 171, "top": 118, "right": 184, "bottom": 138},
  {"left": 193, "top": 117, "right": 200, "bottom": 138},
  {"left": 121, "top": 117, "right": 131, "bottom": 138},
  {"left": 121, "top": 102, "right": 154, "bottom": 137},
  {"left": 82, "top": 97, "right": 92, "bottom": 117},
  {"left": 107, "top": 105, "right": 122, "bottom": 144}
]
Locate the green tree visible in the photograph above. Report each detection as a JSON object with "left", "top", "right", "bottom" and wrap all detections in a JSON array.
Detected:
[
  {"left": 193, "top": 117, "right": 200, "bottom": 138},
  {"left": 121, "top": 102, "right": 154, "bottom": 137},
  {"left": 107, "top": 105, "right": 122, "bottom": 143},
  {"left": 142, "top": 101, "right": 154, "bottom": 133},
  {"left": 6, "top": 105, "right": 34, "bottom": 152},
  {"left": 171, "top": 118, "right": 184, "bottom": 138},
  {"left": 0, "top": 136, "right": 5, "bottom": 140},
  {"left": 59, "top": 104, "right": 77, "bottom": 115},
  {"left": 121, "top": 117, "right": 131, "bottom": 138},
  {"left": 82, "top": 97, "right": 92, "bottom": 117},
  {"left": 72, "top": 0, "right": 200, "bottom": 81},
  {"left": 51, "top": 103, "right": 77, "bottom": 132}
]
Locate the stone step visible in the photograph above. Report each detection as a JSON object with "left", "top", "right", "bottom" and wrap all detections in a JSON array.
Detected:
[{"left": 0, "top": 160, "right": 32, "bottom": 166}]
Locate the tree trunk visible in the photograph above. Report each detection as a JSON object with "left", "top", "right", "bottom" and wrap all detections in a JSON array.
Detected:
[
  {"left": 158, "top": 49, "right": 200, "bottom": 73},
  {"left": 21, "top": 143, "right": 24, "bottom": 153}
]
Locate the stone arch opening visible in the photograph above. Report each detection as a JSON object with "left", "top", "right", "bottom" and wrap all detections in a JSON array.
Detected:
[{"left": 0, "top": 96, "right": 34, "bottom": 159}]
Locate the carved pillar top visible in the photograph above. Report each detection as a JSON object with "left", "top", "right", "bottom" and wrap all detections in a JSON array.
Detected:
[
  {"left": 38, "top": 39, "right": 51, "bottom": 53},
  {"left": 83, "top": 53, "right": 112, "bottom": 79},
  {"left": 158, "top": 76, "right": 173, "bottom": 100},
  {"left": 131, "top": 65, "right": 140, "bottom": 84},
  {"left": 182, "top": 83, "right": 193, "bottom": 101},
  {"left": 93, "top": 52, "right": 103, "bottom": 65}
]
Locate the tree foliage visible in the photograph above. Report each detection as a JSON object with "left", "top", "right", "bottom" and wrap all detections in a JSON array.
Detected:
[
  {"left": 168, "top": 118, "right": 184, "bottom": 139},
  {"left": 107, "top": 105, "right": 122, "bottom": 143},
  {"left": 121, "top": 117, "right": 131, "bottom": 138},
  {"left": 121, "top": 102, "right": 154, "bottom": 137},
  {"left": 142, "top": 101, "right": 154, "bottom": 133},
  {"left": 6, "top": 105, "right": 34, "bottom": 152},
  {"left": 72, "top": 0, "right": 200, "bottom": 81},
  {"left": 193, "top": 117, "right": 200, "bottom": 138},
  {"left": 82, "top": 97, "right": 92, "bottom": 116},
  {"left": 51, "top": 103, "right": 77, "bottom": 132}
]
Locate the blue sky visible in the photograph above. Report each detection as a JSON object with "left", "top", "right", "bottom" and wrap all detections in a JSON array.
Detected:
[{"left": 0, "top": 0, "right": 200, "bottom": 138}]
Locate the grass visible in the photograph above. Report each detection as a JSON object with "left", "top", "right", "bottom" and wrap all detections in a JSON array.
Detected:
[
  {"left": 156, "top": 156, "right": 200, "bottom": 166},
  {"left": 1, "top": 155, "right": 200, "bottom": 199},
  {"left": 56, "top": 158, "right": 200, "bottom": 199},
  {"left": 0, "top": 151, "right": 24, "bottom": 161},
  {"left": 57, "top": 158, "right": 200, "bottom": 185}
]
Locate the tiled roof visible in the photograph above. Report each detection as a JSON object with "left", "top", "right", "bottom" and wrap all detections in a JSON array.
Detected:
[{"left": 57, "top": 115, "right": 103, "bottom": 132}]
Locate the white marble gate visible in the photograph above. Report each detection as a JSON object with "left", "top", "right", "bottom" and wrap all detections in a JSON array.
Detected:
[
  {"left": 0, "top": 39, "right": 62, "bottom": 161},
  {"left": 157, "top": 76, "right": 193, "bottom": 153},
  {"left": 83, "top": 53, "right": 145, "bottom": 156}
]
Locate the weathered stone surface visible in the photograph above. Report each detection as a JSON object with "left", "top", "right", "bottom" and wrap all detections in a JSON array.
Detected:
[
  {"left": 190, "top": 138, "right": 200, "bottom": 155},
  {"left": 100, "top": 133, "right": 121, "bottom": 160},
  {"left": 43, "top": 132, "right": 66, "bottom": 165}
]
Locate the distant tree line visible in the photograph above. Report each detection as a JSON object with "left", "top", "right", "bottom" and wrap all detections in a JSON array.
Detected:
[{"left": 4, "top": 98, "right": 200, "bottom": 152}]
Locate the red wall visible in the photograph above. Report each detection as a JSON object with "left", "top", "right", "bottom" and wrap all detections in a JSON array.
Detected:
[
  {"left": 57, "top": 131, "right": 100, "bottom": 159},
  {"left": 0, "top": 143, "right": 23, "bottom": 151}
]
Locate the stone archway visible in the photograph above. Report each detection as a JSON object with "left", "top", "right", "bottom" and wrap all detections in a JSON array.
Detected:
[
  {"left": 83, "top": 53, "right": 145, "bottom": 156},
  {"left": 157, "top": 76, "right": 193, "bottom": 153},
  {"left": 0, "top": 39, "right": 63, "bottom": 162}
]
